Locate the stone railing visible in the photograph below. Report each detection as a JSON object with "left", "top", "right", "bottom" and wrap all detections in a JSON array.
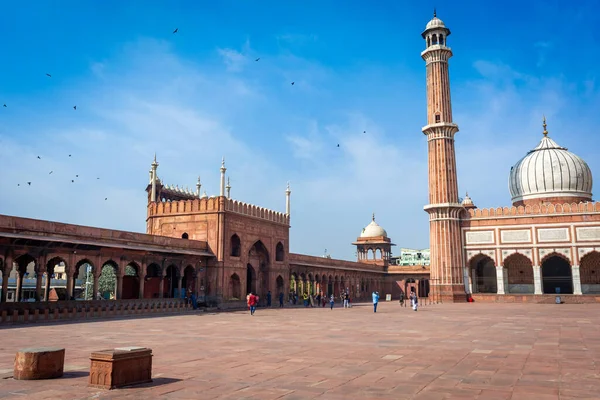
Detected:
[
  {"left": 465, "top": 201, "right": 600, "bottom": 219},
  {"left": 0, "top": 298, "right": 191, "bottom": 325},
  {"left": 288, "top": 253, "right": 386, "bottom": 274},
  {"left": 0, "top": 214, "right": 209, "bottom": 252}
]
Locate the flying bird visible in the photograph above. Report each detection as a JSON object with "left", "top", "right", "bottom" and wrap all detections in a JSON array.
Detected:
[
  {"left": 27, "top": 182, "right": 31, "bottom": 186},
  {"left": 363, "top": 131, "right": 366, "bottom": 133},
  {"left": 71, "top": 180, "right": 74, "bottom": 183},
  {"left": 337, "top": 144, "right": 340, "bottom": 147},
  {"left": 75, "top": 175, "right": 79, "bottom": 177},
  {"left": 17, "top": 184, "right": 20, "bottom": 186},
  {"left": 37, "top": 156, "right": 41, "bottom": 159},
  {"left": 46, "top": 73, "right": 51, "bottom": 77},
  {"left": 2, "top": 104, "right": 6, "bottom": 107},
  {"left": 73, "top": 106, "right": 77, "bottom": 110},
  {"left": 68, "top": 154, "right": 71, "bottom": 157},
  {"left": 49, "top": 171, "right": 53, "bottom": 174},
  {"left": 105, "top": 198, "right": 108, "bottom": 200},
  {"left": 255, "top": 58, "right": 260, "bottom": 61},
  {"left": 173, "top": 28, "right": 178, "bottom": 34},
  {"left": 291, "top": 82, "right": 295, "bottom": 85},
  {"left": 97, "top": 177, "right": 100, "bottom": 180}
]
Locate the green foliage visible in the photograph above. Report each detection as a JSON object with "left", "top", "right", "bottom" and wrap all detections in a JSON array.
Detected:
[{"left": 98, "top": 265, "right": 116, "bottom": 298}]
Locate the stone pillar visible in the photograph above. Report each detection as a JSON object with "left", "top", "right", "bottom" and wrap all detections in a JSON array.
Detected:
[
  {"left": 116, "top": 274, "right": 123, "bottom": 300},
  {"left": 503, "top": 267, "right": 509, "bottom": 294},
  {"left": 93, "top": 273, "right": 100, "bottom": 300},
  {"left": 35, "top": 272, "right": 43, "bottom": 301},
  {"left": 158, "top": 276, "right": 164, "bottom": 298},
  {"left": 495, "top": 266, "right": 505, "bottom": 295},
  {"left": 65, "top": 270, "right": 73, "bottom": 300},
  {"left": 572, "top": 265, "right": 582, "bottom": 295},
  {"left": 1, "top": 270, "right": 9, "bottom": 303},
  {"left": 177, "top": 275, "right": 183, "bottom": 299},
  {"left": 471, "top": 268, "right": 478, "bottom": 293},
  {"left": 533, "top": 265, "right": 542, "bottom": 295},
  {"left": 139, "top": 275, "right": 145, "bottom": 299},
  {"left": 43, "top": 271, "right": 51, "bottom": 302},
  {"left": 463, "top": 267, "right": 471, "bottom": 294},
  {"left": 15, "top": 272, "right": 22, "bottom": 302}
]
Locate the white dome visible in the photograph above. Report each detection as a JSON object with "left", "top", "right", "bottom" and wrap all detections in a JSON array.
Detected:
[
  {"left": 461, "top": 193, "right": 475, "bottom": 207},
  {"left": 509, "top": 127, "right": 593, "bottom": 204},
  {"left": 360, "top": 215, "right": 387, "bottom": 238},
  {"left": 426, "top": 16, "right": 446, "bottom": 30}
]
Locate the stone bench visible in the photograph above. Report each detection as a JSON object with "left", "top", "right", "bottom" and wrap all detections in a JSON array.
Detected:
[
  {"left": 89, "top": 347, "right": 152, "bottom": 389},
  {"left": 14, "top": 347, "right": 65, "bottom": 380}
]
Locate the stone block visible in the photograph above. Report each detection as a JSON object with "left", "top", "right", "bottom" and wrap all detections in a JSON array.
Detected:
[
  {"left": 89, "top": 347, "right": 152, "bottom": 389},
  {"left": 14, "top": 347, "right": 65, "bottom": 380}
]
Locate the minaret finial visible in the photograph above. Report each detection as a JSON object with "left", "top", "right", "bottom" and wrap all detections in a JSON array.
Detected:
[
  {"left": 433, "top": 7, "right": 436, "bottom": 17},
  {"left": 542, "top": 115, "right": 548, "bottom": 137},
  {"left": 372, "top": 212, "right": 375, "bottom": 221}
]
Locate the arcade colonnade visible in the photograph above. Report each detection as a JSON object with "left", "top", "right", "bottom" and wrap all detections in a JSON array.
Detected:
[
  {"left": 467, "top": 250, "right": 600, "bottom": 295},
  {"left": 0, "top": 250, "right": 209, "bottom": 303},
  {"left": 288, "top": 271, "right": 386, "bottom": 301}
]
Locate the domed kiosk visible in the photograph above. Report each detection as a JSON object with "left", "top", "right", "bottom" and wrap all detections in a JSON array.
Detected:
[
  {"left": 354, "top": 214, "right": 395, "bottom": 265},
  {"left": 509, "top": 118, "right": 593, "bottom": 206}
]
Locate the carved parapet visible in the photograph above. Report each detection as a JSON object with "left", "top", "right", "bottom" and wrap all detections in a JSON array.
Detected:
[
  {"left": 225, "top": 199, "right": 288, "bottom": 225},
  {"left": 466, "top": 201, "right": 600, "bottom": 219}
]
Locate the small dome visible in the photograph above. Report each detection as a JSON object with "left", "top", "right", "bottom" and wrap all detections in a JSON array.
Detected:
[
  {"left": 509, "top": 119, "right": 593, "bottom": 205},
  {"left": 200, "top": 191, "right": 208, "bottom": 199},
  {"left": 426, "top": 16, "right": 446, "bottom": 30},
  {"left": 360, "top": 214, "right": 388, "bottom": 238},
  {"left": 462, "top": 193, "right": 475, "bottom": 208}
]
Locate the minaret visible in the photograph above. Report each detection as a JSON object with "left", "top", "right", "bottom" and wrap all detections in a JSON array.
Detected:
[
  {"left": 196, "top": 176, "right": 201, "bottom": 197},
  {"left": 421, "top": 12, "right": 465, "bottom": 302},
  {"left": 150, "top": 153, "right": 159, "bottom": 202},
  {"left": 226, "top": 177, "right": 231, "bottom": 199},
  {"left": 219, "top": 157, "right": 226, "bottom": 197},
  {"left": 285, "top": 182, "right": 291, "bottom": 216}
]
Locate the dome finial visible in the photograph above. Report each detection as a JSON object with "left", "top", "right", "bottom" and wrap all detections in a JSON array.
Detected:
[
  {"left": 372, "top": 212, "right": 375, "bottom": 221},
  {"left": 433, "top": 7, "right": 436, "bottom": 17},
  {"left": 542, "top": 115, "right": 548, "bottom": 137}
]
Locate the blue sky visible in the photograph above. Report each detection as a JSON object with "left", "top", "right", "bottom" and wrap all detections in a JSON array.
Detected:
[{"left": 1, "top": 1, "right": 600, "bottom": 260}]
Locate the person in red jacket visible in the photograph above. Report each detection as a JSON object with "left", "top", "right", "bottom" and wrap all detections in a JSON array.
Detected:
[{"left": 248, "top": 292, "right": 259, "bottom": 315}]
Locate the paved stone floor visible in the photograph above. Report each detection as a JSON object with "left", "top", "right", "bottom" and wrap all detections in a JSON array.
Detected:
[{"left": 1, "top": 302, "right": 600, "bottom": 399}]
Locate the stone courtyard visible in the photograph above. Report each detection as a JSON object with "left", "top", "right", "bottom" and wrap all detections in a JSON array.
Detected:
[{"left": 0, "top": 302, "right": 599, "bottom": 399}]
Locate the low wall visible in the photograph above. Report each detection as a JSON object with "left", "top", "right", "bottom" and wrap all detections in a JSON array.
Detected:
[
  {"left": 471, "top": 294, "right": 600, "bottom": 304},
  {"left": 0, "top": 298, "right": 191, "bottom": 325}
]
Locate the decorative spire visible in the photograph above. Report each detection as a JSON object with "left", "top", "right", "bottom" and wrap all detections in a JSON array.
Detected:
[
  {"left": 226, "top": 177, "right": 231, "bottom": 199},
  {"left": 220, "top": 157, "right": 227, "bottom": 196},
  {"left": 196, "top": 176, "right": 201, "bottom": 197},
  {"left": 285, "top": 181, "right": 291, "bottom": 216},
  {"left": 372, "top": 212, "right": 375, "bottom": 221},
  {"left": 285, "top": 181, "right": 291, "bottom": 194},
  {"left": 220, "top": 156, "right": 226, "bottom": 171},
  {"left": 433, "top": 7, "right": 436, "bottom": 17},
  {"left": 542, "top": 116, "right": 548, "bottom": 137}
]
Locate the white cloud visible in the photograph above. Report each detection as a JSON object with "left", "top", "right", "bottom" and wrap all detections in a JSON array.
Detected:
[{"left": 217, "top": 48, "right": 247, "bottom": 72}]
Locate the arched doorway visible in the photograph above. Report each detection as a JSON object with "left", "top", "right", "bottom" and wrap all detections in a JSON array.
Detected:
[
  {"left": 580, "top": 251, "right": 600, "bottom": 294},
  {"left": 122, "top": 263, "right": 140, "bottom": 300},
  {"left": 248, "top": 240, "right": 269, "bottom": 296},
  {"left": 276, "top": 275, "right": 284, "bottom": 295},
  {"left": 470, "top": 255, "right": 497, "bottom": 293},
  {"left": 542, "top": 255, "right": 573, "bottom": 294},
  {"left": 182, "top": 265, "right": 195, "bottom": 297},
  {"left": 165, "top": 265, "right": 179, "bottom": 298},
  {"left": 231, "top": 274, "right": 241, "bottom": 299},
  {"left": 246, "top": 264, "right": 256, "bottom": 294},
  {"left": 504, "top": 253, "right": 533, "bottom": 294}
]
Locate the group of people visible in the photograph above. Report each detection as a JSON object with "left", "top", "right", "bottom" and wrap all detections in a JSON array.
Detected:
[{"left": 245, "top": 289, "right": 419, "bottom": 315}]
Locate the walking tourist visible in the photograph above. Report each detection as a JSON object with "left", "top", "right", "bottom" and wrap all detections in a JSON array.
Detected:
[
  {"left": 248, "top": 292, "right": 258, "bottom": 315},
  {"left": 372, "top": 291, "right": 380, "bottom": 313},
  {"left": 303, "top": 292, "right": 309, "bottom": 307},
  {"left": 322, "top": 293, "right": 327, "bottom": 307},
  {"left": 329, "top": 294, "right": 335, "bottom": 310},
  {"left": 279, "top": 292, "right": 284, "bottom": 307},
  {"left": 267, "top": 291, "right": 272, "bottom": 307},
  {"left": 343, "top": 292, "right": 349, "bottom": 308}
]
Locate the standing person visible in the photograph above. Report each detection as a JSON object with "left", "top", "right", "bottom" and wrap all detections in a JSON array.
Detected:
[
  {"left": 267, "top": 291, "right": 272, "bottom": 307},
  {"left": 322, "top": 293, "right": 327, "bottom": 307},
  {"left": 372, "top": 291, "right": 380, "bottom": 313},
  {"left": 410, "top": 291, "right": 418, "bottom": 311},
  {"left": 329, "top": 294, "right": 335, "bottom": 310},
  {"left": 303, "top": 292, "right": 309, "bottom": 307},
  {"left": 343, "top": 292, "right": 349, "bottom": 308},
  {"left": 316, "top": 292, "right": 321, "bottom": 307},
  {"left": 279, "top": 292, "right": 284, "bottom": 308}
]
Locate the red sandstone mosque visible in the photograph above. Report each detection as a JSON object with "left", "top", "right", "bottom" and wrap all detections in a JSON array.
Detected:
[
  {"left": 1, "top": 13, "right": 599, "bottom": 317},
  {"left": 422, "top": 13, "right": 600, "bottom": 301}
]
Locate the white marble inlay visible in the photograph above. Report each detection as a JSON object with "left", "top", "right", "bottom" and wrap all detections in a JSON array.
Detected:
[
  {"left": 538, "top": 228, "right": 569, "bottom": 242},
  {"left": 501, "top": 230, "right": 531, "bottom": 243},
  {"left": 466, "top": 231, "right": 494, "bottom": 245}
]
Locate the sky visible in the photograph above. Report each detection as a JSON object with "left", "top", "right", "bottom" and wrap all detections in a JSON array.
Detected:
[{"left": 1, "top": 0, "right": 600, "bottom": 261}]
